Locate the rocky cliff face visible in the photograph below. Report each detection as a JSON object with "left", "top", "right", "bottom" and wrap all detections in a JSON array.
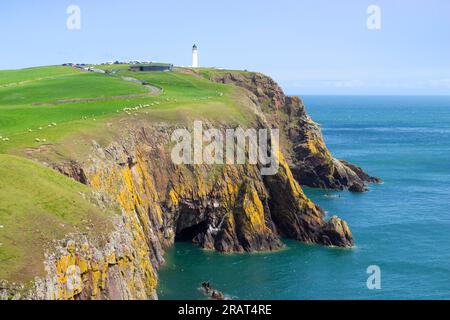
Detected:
[
  {"left": 80, "top": 123, "right": 353, "bottom": 254},
  {"left": 4, "top": 71, "right": 368, "bottom": 300},
  {"left": 209, "top": 72, "right": 381, "bottom": 192},
  {"left": 19, "top": 118, "right": 353, "bottom": 299},
  {"left": 1, "top": 217, "right": 158, "bottom": 300},
  {"left": 1, "top": 189, "right": 159, "bottom": 300}
]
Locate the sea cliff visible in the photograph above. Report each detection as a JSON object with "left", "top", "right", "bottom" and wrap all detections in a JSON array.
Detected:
[{"left": 0, "top": 69, "right": 378, "bottom": 300}]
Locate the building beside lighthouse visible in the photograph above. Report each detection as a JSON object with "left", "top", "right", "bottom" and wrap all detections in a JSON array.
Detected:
[{"left": 192, "top": 44, "right": 198, "bottom": 68}]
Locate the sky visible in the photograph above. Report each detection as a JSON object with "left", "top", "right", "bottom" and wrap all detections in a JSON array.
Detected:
[{"left": 0, "top": 0, "right": 449, "bottom": 95}]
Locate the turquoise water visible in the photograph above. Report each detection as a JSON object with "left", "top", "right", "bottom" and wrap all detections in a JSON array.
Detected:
[{"left": 158, "top": 96, "right": 450, "bottom": 300}]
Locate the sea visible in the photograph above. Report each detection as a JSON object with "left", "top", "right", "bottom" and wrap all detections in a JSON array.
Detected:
[{"left": 158, "top": 96, "right": 450, "bottom": 300}]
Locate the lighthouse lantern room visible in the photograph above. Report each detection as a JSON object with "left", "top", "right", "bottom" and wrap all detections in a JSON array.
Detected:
[{"left": 192, "top": 44, "right": 198, "bottom": 68}]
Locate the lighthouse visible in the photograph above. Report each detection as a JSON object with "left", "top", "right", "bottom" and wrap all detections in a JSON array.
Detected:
[{"left": 192, "top": 44, "right": 198, "bottom": 68}]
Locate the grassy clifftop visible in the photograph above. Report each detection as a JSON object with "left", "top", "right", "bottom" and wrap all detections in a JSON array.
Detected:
[{"left": 0, "top": 65, "right": 252, "bottom": 154}]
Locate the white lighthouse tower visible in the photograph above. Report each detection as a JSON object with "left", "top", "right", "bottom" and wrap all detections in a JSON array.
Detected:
[{"left": 192, "top": 44, "right": 198, "bottom": 68}]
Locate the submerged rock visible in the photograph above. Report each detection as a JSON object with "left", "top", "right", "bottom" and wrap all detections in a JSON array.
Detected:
[{"left": 201, "top": 282, "right": 226, "bottom": 300}]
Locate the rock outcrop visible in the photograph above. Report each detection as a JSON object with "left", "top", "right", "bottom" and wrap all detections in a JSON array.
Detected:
[
  {"left": 264, "top": 152, "right": 353, "bottom": 247},
  {"left": 201, "top": 282, "right": 226, "bottom": 300},
  {"left": 209, "top": 72, "right": 381, "bottom": 192}
]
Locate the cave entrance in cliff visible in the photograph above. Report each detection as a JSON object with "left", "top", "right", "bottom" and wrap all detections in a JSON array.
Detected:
[{"left": 175, "top": 221, "right": 209, "bottom": 242}]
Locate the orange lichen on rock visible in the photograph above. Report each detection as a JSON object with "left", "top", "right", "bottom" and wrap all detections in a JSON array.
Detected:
[
  {"left": 241, "top": 184, "right": 266, "bottom": 234},
  {"left": 43, "top": 233, "right": 158, "bottom": 300}
]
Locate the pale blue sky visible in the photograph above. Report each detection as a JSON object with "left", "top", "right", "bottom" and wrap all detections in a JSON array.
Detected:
[{"left": 1, "top": 0, "right": 449, "bottom": 94}]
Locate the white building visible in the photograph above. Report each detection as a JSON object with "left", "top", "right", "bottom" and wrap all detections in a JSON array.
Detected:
[{"left": 192, "top": 44, "right": 198, "bottom": 68}]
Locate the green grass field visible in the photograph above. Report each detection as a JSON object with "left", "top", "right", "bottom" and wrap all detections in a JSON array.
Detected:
[
  {"left": 0, "top": 66, "right": 79, "bottom": 87},
  {"left": 0, "top": 65, "right": 249, "bottom": 152},
  {"left": 0, "top": 72, "right": 147, "bottom": 106},
  {"left": 0, "top": 64, "right": 253, "bottom": 283}
]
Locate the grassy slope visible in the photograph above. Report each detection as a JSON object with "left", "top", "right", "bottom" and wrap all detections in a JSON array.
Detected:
[
  {"left": 0, "top": 66, "right": 79, "bottom": 86},
  {"left": 0, "top": 66, "right": 251, "bottom": 153},
  {"left": 0, "top": 73, "right": 147, "bottom": 106},
  {"left": 195, "top": 67, "right": 252, "bottom": 79},
  {"left": 0, "top": 64, "right": 255, "bottom": 283},
  {"left": 0, "top": 154, "right": 114, "bottom": 282}
]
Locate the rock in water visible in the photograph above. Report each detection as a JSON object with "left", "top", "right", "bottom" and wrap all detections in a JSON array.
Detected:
[
  {"left": 201, "top": 282, "right": 226, "bottom": 300},
  {"left": 321, "top": 216, "right": 354, "bottom": 247}
]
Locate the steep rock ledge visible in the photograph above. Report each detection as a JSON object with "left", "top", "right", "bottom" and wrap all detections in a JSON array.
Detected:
[
  {"left": 209, "top": 72, "right": 381, "bottom": 192},
  {"left": 264, "top": 152, "right": 352, "bottom": 247}
]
